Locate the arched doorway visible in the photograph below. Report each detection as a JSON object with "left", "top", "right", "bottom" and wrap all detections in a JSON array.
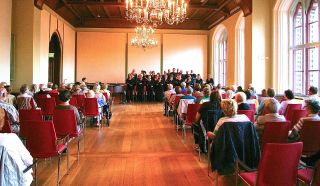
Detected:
[{"left": 48, "top": 32, "right": 62, "bottom": 85}]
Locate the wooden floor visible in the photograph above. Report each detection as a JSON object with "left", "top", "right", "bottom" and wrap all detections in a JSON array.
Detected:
[{"left": 35, "top": 103, "right": 237, "bottom": 185}]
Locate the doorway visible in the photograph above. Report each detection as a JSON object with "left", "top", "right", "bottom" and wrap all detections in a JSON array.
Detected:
[{"left": 48, "top": 32, "right": 62, "bottom": 85}]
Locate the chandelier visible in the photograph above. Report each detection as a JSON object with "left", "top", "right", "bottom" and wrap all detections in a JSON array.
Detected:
[
  {"left": 125, "top": 0, "right": 187, "bottom": 28},
  {"left": 131, "top": 25, "right": 158, "bottom": 49}
]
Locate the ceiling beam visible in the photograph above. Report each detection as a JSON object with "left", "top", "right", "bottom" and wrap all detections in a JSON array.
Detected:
[
  {"left": 201, "top": 0, "right": 232, "bottom": 24},
  {"left": 61, "top": 0, "right": 82, "bottom": 19},
  {"left": 206, "top": 6, "right": 241, "bottom": 29},
  {"left": 86, "top": 5, "right": 97, "bottom": 18},
  {"left": 233, "top": 0, "right": 252, "bottom": 16}
]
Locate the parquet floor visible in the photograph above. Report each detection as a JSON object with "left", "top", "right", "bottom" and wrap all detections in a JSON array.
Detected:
[{"left": 35, "top": 103, "right": 237, "bottom": 185}]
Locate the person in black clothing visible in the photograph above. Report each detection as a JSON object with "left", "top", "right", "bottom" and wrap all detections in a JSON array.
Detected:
[
  {"left": 195, "top": 74, "right": 203, "bottom": 86},
  {"left": 206, "top": 74, "right": 214, "bottom": 86},
  {"left": 194, "top": 91, "right": 224, "bottom": 152},
  {"left": 235, "top": 92, "right": 251, "bottom": 110},
  {"left": 190, "top": 70, "right": 196, "bottom": 80},
  {"left": 154, "top": 76, "right": 164, "bottom": 102},
  {"left": 126, "top": 73, "right": 134, "bottom": 102},
  {"left": 136, "top": 74, "right": 144, "bottom": 102},
  {"left": 146, "top": 75, "right": 154, "bottom": 101}
]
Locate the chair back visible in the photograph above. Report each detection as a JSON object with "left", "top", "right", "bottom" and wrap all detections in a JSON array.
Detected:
[
  {"left": 83, "top": 98, "right": 99, "bottom": 116},
  {"left": 237, "top": 110, "right": 255, "bottom": 123},
  {"left": 221, "top": 93, "right": 226, "bottom": 99},
  {"left": 19, "top": 109, "right": 43, "bottom": 138},
  {"left": 69, "top": 97, "right": 79, "bottom": 108},
  {"left": 33, "top": 94, "right": 48, "bottom": 108},
  {"left": 73, "top": 95, "right": 85, "bottom": 109},
  {"left": 102, "top": 93, "right": 109, "bottom": 102},
  {"left": 173, "top": 96, "right": 182, "bottom": 109},
  {"left": 53, "top": 109, "right": 78, "bottom": 138},
  {"left": 261, "top": 121, "right": 290, "bottom": 148},
  {"left": 284, "top": 104, "right": 302, "bottom": 120},
  {"left": 300, "top": 120, "right": 320, "bottom": 156},
  {"left": 25, "top": 120, "right": 58, "bottom": 158},
  {"left": 256, "top": 142, "right": 303, "bottom": 186},
  {"left": 195, "top": 96, "right": 203, "bottom": 103},
  {"left": 41, "top": 97, "right": 56, "bottom": 116},
  {"left": 290, "top": 109, "right": 307, "bottom": 128},
  {"left": 249, "top": 103, "right": 256, "bottom": 112},
  {"left": 206, "top": 109, "right": 223, "bottom": 132},
  {"left": 0, "top": 111, "right": 12, "bottom": 133},
  {"left": 185, "top": 104, "right": 201, "bottom": 126},
  {"left": 49, "top": 92, "right": 59, "bottom": 103}
]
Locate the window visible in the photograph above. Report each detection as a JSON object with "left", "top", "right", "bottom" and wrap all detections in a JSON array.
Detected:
[
  {"left": 237, "top": 17, "right": 245, "bottom": 87},
  {"left": 290, "top": 0, "right": 320, "bottom": 95},
  {"left": 218, "top": 34, "right": 227, "bottom": 86}
]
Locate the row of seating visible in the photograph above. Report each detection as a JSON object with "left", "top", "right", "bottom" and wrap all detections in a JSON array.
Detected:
[{"left": 163, "top": 98, "right": 320, "bottom": 185}]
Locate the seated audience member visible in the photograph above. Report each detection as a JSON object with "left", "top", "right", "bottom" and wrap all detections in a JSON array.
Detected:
[
  {"left": 258, "top": 89, "right": 268, "bottom": 103},
  {"left": 288, "top": 99, "right": 320, "bottom": 142},
  {"left": 4, "top": 85, "right": 16, "bottom": 106},
  {"left": 181, "top": 87, "right": 196, "bottom": 103},
  {"left": 56, "top": 90, "right": 82, "bottom": 131},
  {"left": 81, "top": 77, "right": 87, "bottom": 86},
  {"left": 195, "top": 91, "right": 224, "bottom": 132},
  {"left": 207, "top": 99, "right": 250, "bottom": 139},
  {"left": 100, "top": 83, "right": 111, "bottom": 99},
  {"left": 306, "top": 86, "right": 320, "bottom": 103},
  {"left": 164, "top": 84, "right": 175, "bottom": 101},
  {"left": 257, "top": 88, "right": 279, "bottom": 116},
  {"left": 16, "top": 84, "right": 37, "bottom": 110},
  {"left": 279, "top": 89, "right": 296, "bottom": 115},
  {"left": 35, "top": 84, "right": 50, "bottom": 97},
  {"left": 169, "top": 86, "right": 184, "bottom": 109},
  {"left": 0, "top": 97, "right": 19, "bottom": 133},
  {"left": 217, "top": 84, "right": 225, "bottom": 95},
  {"left": 194, "top": 91, "right": 224, "bottom": 152},
  {"left": 225, "top": 89, "right": 234, "bottom": 100},
  {"left": 192, "top": 83, "right": 203, "bottom": 97},
  {"left": 46, "top": 82, "right": 53, "bottom": 91},
  {"left": 198, "top": 87, "right": 211, "bottom": 104},
  {"left": 235, "top": 92, "right": 251, "bottom": 110},
  {"left": 0, "top": 82, "right": 8, "bottom": 97},
  {"left": 181, "top": 82, "right": 187, "bottom": 93},
  {"left": 29, "top": 84, "right": 38, "bottom": 96},
  {"left": 236, "top": 86, "right": 244, "bottom": 93},
  {"left": 206, "top": 75, "right": 214, "bottom": 85},
  {"left": 255, "top": 98, "right": 286, "bottom": 137},
  {"left": 58, "top": 83, "right": 66, "bottom": 92},
  {"left": 50, "top": 84, "right": 59, "bottom": 94},
  {"left": 245, "top": 90, "right": 259, "bottom": 113},
  {"left": 93, "top": 84, "right": 106, "bottom": 109}
]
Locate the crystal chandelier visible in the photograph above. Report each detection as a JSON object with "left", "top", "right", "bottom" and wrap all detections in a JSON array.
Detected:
[
  {"left": 131, "top": 25, "right": 158, "bottom": 49},
  {"left": 125, "top": 0, "right": 187, "bottom": 28}
]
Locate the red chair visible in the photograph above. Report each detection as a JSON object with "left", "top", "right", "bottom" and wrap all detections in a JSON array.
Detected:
[
  {"left": 41, "top": 97, "right": 56, "bottom": 119},
  {"left": 236, "top": 142, "right": 303, "bottom": 186},
  {"left": 49, "top": 92, "right": 59, "bottom": 103},
  {"left": 237, "top": 110, "right": 255, "bottom": 123},
  {"left": 0, "top": 111, "right": 12, "bottom": 133},
  {"left": 249, "top": 104, "right": 256, "bottom": 112},
  {"left": 289, "top": 109, "right": 307, "bottom": 128},
  {"left": 221, "top": 93, "right": 226, "bottom": 99},
  {"left": 182, "top": 104, "right": 200, "bottom": 140},
  {"left": 69, "top": 97, "right": 79, "bottom": 108},
  {"left": 83, "top": 98, "right": 100, "bottom": 127},
  {"left": 260, "top": 121, "right": 290, "bottom": 149},
  {"left": 25, "top": 120, "right": 69, "bottom": 185},
  {"left": 53, "top": 109, "right": 84, "bottom": 160},
  {"left": 102, "top": 93, "right": 109, "bottom": 102},
  {"left": 195, "top": 95, "right": 202, "bottom": 103},
  {"left": 33, "top": 94, "right": 48, "bottom": 108},
  {"left": 296, "top": 121, "right": 320, "bottom": 185},
  {"left": 284, "top": 104, "right": 302, "bottom": 120},
  {"left": 73, "top": 94, "right": 85, "bottom": 110},
  {"left": 19, "top": 109, "right": 43, "bottom": 138}
]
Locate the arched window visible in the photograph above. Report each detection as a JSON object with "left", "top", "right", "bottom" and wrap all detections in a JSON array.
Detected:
[
  {"left": 213, "top": 26, "right": 227, "bottom": 86},
  {"left": 290, "top": 0, "right": 320, "bottom": 95},
  {"left": 237, "top": 16, "right": 245, "bottom": 87}
]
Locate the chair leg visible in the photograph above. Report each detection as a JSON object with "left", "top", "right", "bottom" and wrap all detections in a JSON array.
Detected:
[
  {"left": 57, "top": 155, "right": 61, "bottom": 186},
  {"left": 77, "top": 138, "right": 80, "bottom": 161},
  {"left": 216, "top": 173, "right": 218, "bottom": 186},
  {"left": 66, "top": 143, "right": 69, "bottom": 174},
  {"left": 34, "top": 158, "right": 38, "bottom": 186}
]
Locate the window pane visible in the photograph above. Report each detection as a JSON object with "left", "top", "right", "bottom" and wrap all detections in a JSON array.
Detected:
[
  {"left": 295, "top": 50, "right": 303, "bottom": 71},
  {"left": 294, "top": 72, "right": 304, "bottom": 94},
  {"left": 308, "top": 1, "right": 319, "bottom": 42},
  {"left": 309, "top": 71, "right": 319, "bottom": 87},
  {"left": 294, "top": 49, "right": 304, "bottom": 94},
  {"left": 308, "top": 48, "right": 319, "bottom": 70}
]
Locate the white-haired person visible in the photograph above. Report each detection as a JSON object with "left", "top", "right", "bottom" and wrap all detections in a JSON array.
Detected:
[
  {"left": 235, "top": 92, "right": 251, "bottom": 110},
  {"left": 255, "top": 98, "right": 286, "bottom": 137},
  {"left": 207, "top": 99, "right": 250, "bottom": 139},
  {"left": 225, "top": 89, "right": 234, "bottom": 100}
]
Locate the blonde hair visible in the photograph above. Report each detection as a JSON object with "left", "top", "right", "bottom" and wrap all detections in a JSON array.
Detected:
[{"left": 221, "top": 99, "right": 238, "bottom": 117}]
